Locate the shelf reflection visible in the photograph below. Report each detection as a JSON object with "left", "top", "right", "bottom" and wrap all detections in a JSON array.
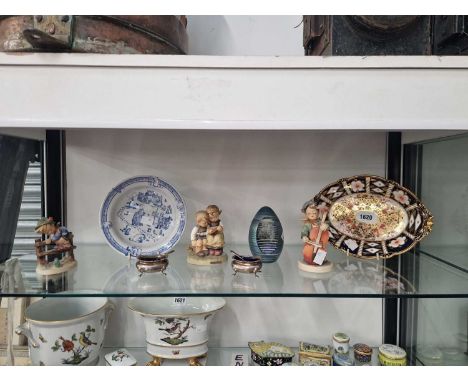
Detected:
[{"left": 1, "top": 243, "right": 466, "bottom": 297}]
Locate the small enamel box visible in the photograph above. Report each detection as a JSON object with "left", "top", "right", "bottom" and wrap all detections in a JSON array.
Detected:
[{"left": 105, "top": 348, "right": 137, "bottom": 366}]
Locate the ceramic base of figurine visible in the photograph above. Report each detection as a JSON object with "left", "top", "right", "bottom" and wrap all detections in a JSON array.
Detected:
[
  {"left": 36, "top": 259, "right": 77, "bottom": 276},
  {"left": 297, "top": 259, "right": 333, "bottom": 273},
  {"left": 298, "top": 269, "right": 334, "bottom": 280},
  {"left": 187, "top": 251, "right": 227, "bottom": 266},
  {"left": 146, "top": 354, "right": 207, "bottom": 366}
]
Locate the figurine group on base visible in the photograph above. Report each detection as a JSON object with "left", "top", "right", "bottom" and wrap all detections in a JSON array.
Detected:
[
  {"left": 298, "top": 200, "right": 333, "bottom": 273},
  {"left": 34, "top": 217, "right": 77, "bottom": 276},
  {"left": 187, "top": 205, "right": 227, "bottom": 265}
]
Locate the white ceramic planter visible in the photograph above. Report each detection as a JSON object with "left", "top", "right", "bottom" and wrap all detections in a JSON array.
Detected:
[
  {"left": 16, "top": 297, "right": 114, "bottom": 366},
  {"left": 128, "top": 297, "right": 225, "bottom": 363}
]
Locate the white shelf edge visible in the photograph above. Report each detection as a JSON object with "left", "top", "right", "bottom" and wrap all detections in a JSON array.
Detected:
[
  {"left": 2, "top": 119, "right": 468, "bottom": 131},
  {"left": 2, "top": 53, "right": 468, "bottom": 69}
]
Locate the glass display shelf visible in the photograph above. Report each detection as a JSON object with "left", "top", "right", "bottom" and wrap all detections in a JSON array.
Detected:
[
  {"left": 1, "top": 244, "right": 467, "bottom": 297},
  {"left": 2, "top": 345, "right": 466, "bottom": 366},
  {"left": 414, "top": 348, "right": 468, "bottom": 366},
  {"left": 96, "top": 346, "right": 383, "bottom": 366},
  {"left": 419, "top": 245, "right": 468, "bottom": 274}
]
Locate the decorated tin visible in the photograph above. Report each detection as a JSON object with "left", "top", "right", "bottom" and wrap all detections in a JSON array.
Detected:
[
  {"left": 333, "top": 352, "right": 354, "bottom": 366},
  {"left": 105, "top": 348, "right": 137, "bottom": 366},
  {"left": 248, "top": 206, "right": 284, "bottom": 263},
  {"left": 353, "top": 343, "right": 372, "bottom": 363},
  {"left": 378, "top": 344, "right": 407, "bottom": 366},
  {"left": 332, "top": 332, "right": 350, "bottom": 354},
  {"left": 298, "top": 342, "right": 332, "bottom": 365},
  {"left": 248, "top": 341, "right": 294, "bottom": 366}
]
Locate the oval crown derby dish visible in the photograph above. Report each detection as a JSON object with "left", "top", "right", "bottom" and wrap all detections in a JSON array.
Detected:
[
  {"left": 100, "top": 176, "right": 186, "bottom": 257},
  {"left": 16, "top": 296, "right": 113, "bottom": 366},
  {"left": 313, "top": 175, "right": 433, "bottom": 260}
]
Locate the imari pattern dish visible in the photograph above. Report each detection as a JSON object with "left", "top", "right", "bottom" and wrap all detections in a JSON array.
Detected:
[
  {"left": 248, "top": 341, "right": 294, "bottom": 366},
  {"left": 313, "top": 175, "right": 433, "bottom": 259},
  {"left": 100, "top": 176, "right": 186, "bottom": 257}
]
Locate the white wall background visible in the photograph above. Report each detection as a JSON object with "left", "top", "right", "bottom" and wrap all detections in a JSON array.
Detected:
[
  {"left": 187, "top": 16, "right": 304, "bottom": 56},
  {"left": 66, "top": 129, "right": 385, "bottom": 348},
  {"left": 66, "top": 130, "right": 385, "bottom": 245}
]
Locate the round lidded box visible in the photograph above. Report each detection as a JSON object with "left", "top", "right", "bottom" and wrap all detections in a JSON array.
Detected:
[
  {"left": 378, "top": 344, "right": 407, "bottom": 366},
  {"left": 353, "top": 343, "right": 373, "bottom": 363},
  {"left": 332, "top": 332, "right": 350, "bottom": 354}
]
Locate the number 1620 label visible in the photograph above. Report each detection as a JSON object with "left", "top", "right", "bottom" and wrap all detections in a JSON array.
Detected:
[{"left": 355, "top": 211, "right": 378, "bottom": 224}]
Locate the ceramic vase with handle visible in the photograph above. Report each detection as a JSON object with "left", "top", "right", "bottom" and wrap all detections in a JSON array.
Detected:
[{"left": 16, "top": 296, "right": 114, "bottom": 366}]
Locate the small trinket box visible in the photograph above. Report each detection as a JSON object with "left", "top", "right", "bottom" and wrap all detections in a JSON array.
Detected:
[
  {"left": 248, "top": 341, "right": 294, "bottom": 366},
  {"left": 332, "top": 332, "right": 350, "bottom": 354},
  {"left": 332, "top": 352, "right": 354, "bottom": 366},
  {"left": 298, "top": 342, "right": 332, "bottom": 366},
  {"left": 353, "top": 343, "right": 373, "bottom": 364},
  {"left": 105, "top": 348, "right": 137, "bottom": 366},
  {"left": 378, "top": 344, "right": 407, "bottom": 366}
]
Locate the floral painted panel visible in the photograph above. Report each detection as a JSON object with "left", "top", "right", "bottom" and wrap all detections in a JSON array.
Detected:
[{"left": 50, "top": 325, "right": 97, "bottom": 365}]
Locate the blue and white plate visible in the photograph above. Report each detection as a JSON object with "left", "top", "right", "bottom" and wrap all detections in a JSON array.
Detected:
[{"left": 100, "top": 176, "right": 186, "bottom": 257}]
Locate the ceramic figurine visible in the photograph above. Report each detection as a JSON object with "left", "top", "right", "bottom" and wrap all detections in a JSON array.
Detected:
[
  {"left": 34, "top": 217, "right": 77, "bottom": 276},
  {"left": 187, "top": 205, "right": 227, "bottom": 266},
  {"left": 248, "top": 206, "right": 284, "bottom": 263},
  {"left": 206, "top": 205, "right": 224, "bottom": 255},
  {"left": 190, "top": 210, "right": 209, "bottom": 256},
  {"left": 298, "top": 200, "right": 333, "bottom": 273}
]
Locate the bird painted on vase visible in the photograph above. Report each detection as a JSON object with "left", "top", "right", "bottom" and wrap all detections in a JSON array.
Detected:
[
  {"left": 79, "top": 332, "right": 97, "bottom": 348},
  {"left": 159, "top": 321, "right": 181, "bottom": 334},
  {"left": 59, "top": 336, "right": 75, "bottom": 352}
]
